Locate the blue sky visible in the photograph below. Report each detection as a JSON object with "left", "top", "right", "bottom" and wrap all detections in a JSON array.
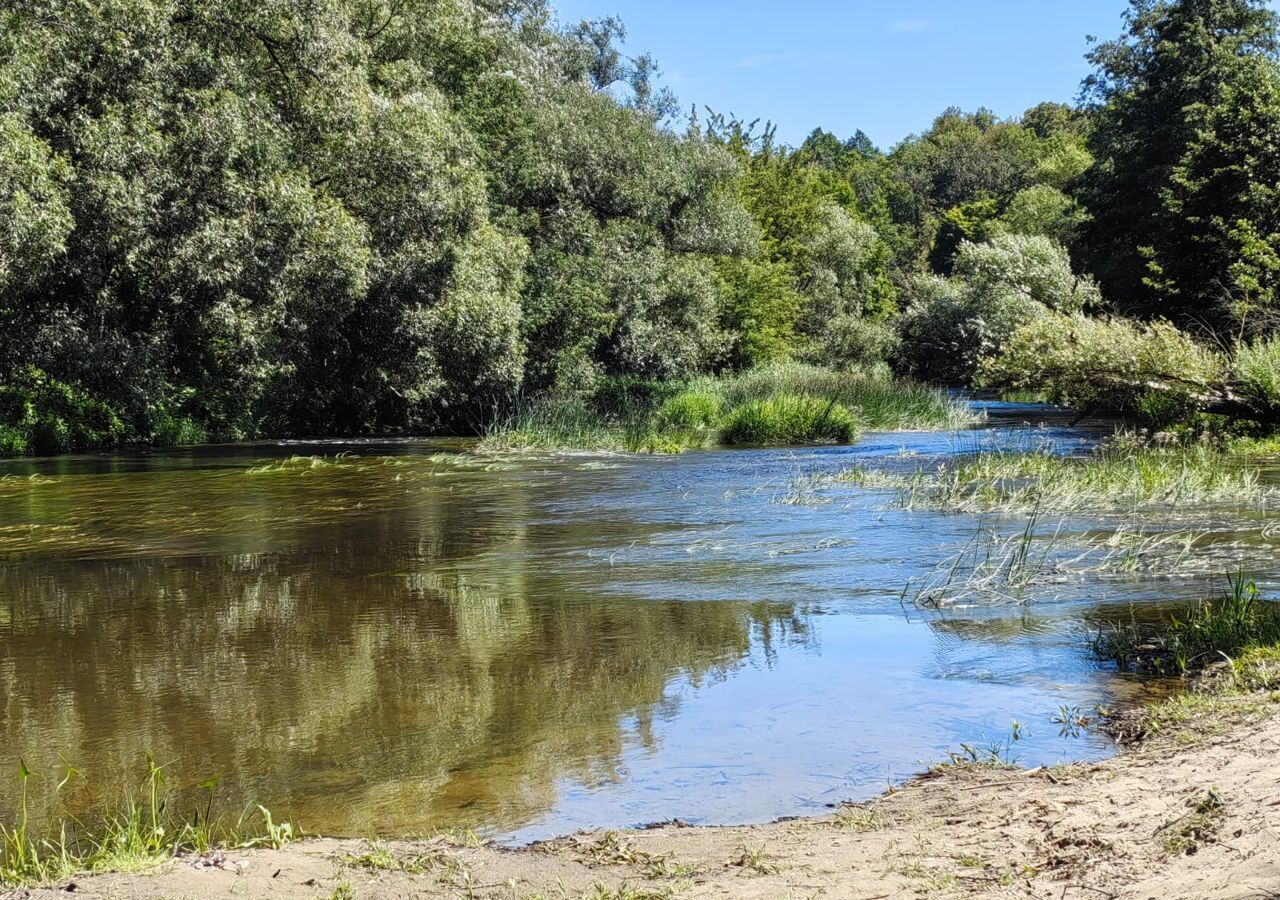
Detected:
[{"left": 550, "top": 0, "right": 1280, "bottom": 150}]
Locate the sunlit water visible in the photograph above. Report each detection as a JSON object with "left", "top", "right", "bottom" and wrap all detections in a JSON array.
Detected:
[{"left": 0, "top": 404, "right": 1269, "bottom": 842}]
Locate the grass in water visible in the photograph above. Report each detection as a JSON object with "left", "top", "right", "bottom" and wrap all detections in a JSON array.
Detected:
[
  {"left": 481, "top": 363, "right": 975, "bottom": 453},
  {"left": 1092, "top": 576, "right": 1280, "bottom": 675},
  {"left": 841, "top": 444, "right": 1270, "bottom": 514},
  {"left": 0, "top": 754, "right": 297, "bottom": 887},
  {"left": 720, "top": 395, "right": 858, "bottom": 446}
]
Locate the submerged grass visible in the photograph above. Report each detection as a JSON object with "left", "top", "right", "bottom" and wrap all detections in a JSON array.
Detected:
[
  {"left": 481, "top": 363, "right": 976, "bottom": 453},
  {"left": 0, "top": 754, "right": 297, "bottom": 887},
  {"left": 841, "top": 444, "right": 1271, "bottom": 514}
]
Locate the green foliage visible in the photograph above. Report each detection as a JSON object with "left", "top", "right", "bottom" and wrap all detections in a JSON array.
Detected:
[
  {"left": 1233, "top": 337, "right": 1280, "bottom": 412},
  {"left": 0, "top": 371, "right": 128, "bottom": 455},
  {"left": 656, "top": 391, "right": 724, "bottom": 432},
  {"left": 0, "top": 114, "right": 72, "bottom": 294},
  {"left": 1094, "top": 577, "right": 1280, "bottom": 674},
  {"left": 953, "top": 233, "right": 1099, "bottom": 312},
  {"left": 1082, "top": 0, "right": 1280, "bottom": 333},
  {"left": 149, "top": 412, "right": 207, "bottom": 448},
  {"left": 714, "top": 257, "right": 801, "bottom": 368},
  {"left": 928, "top": 197, "right": 1002, "bottom": 274},
  {"left": 720, "top": 396, "right": 860, "bottom": 446},
  {"left": 0, "top": 0, "right": 762, "bottom": 451},
  {"left": 999, "top": 185, "right": 1089, "bottom": 245},
  {"left": 5, "top": 0, "right": 1279, "bottom": 451},
  {"left": 979, "top": 312, "right": 1225, "bottom": 414},
  {"left": 806, "top": 316, "right": 901, "bottom": 370},
  {"left": 897, "top": 274, "right": 1045, "bottom": 385},
  {"left": 0, "top": 755, "right": 296, "bottom": 888}
]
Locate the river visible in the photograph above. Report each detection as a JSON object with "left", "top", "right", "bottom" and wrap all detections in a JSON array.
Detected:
[{"left": 0, "top": 404, "right": 1239, "bottom": 842}]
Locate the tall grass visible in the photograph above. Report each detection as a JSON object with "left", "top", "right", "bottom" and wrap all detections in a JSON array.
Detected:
[
  {"left": 842, "top": 445, "right": 1270, "bottom": 514},
  {"left": 481, "top": 363, "right": 976, "bottom": 453},
  {"left": 706, "top": 364, "right": 973, "bottom": 431},
  {"left": 720, "top": 396, "right": 859, "bottom": 446},
  {"left": 0, "top": 754, "right": 296, "bottom": 887},
  {"left": 1092, "top": 576, "right": 1280, "bottom": 675}
]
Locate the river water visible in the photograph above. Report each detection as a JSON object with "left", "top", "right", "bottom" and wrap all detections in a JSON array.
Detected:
[{"left": 0, "top": 404, "right": 1247, "bottom": 841}]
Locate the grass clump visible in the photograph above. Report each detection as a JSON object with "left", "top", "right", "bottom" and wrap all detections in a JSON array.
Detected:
[
  {"left": 710, "top": 363, "right": 973, "bottom": 431},
  {"left": 654, "top": 390, "right": 722, "bottom": 432},
  {"left": 720, "top": 395, "right": 859, "bottom": 446},
  {"left": 482, "top": 363, "right": 975, "bottom": 453},
  {"left": 481, "top": 396, "right": 637, "bottom": 453},
  {"left": 1093, "top": 577, "right": 1280, "bottom": 675},
  {"left": 730, "top": 845, "right": 780, "bottom": 876},
  {"left": 833, "top": 803, "right": 892, "bottom": 832}
]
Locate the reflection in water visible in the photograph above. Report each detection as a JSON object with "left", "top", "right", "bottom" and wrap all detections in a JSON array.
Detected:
[
  {"left": 1, "top": 419, "right": 1250, "bottom": 840},
  {"left": 0, "top": 451, "right": 809, "bottom": 836}
]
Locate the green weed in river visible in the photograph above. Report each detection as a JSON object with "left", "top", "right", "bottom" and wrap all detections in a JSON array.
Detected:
[
  {"left": 720, "top": 395, "right": 859, "bottom": 446},
  {"left": 841, "top": 444, "right": 1271, "bottom": 514}
]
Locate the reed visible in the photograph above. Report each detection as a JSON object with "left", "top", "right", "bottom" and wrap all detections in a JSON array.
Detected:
[
  {"left": 1091, "top": 576, "right": 1280, "bottom": 675},
  {"left": 481, "top": 364, "right": 976, "bottom": 453},
  {"left": 841, "top": 445, "right": 1271, "bottom": 514}
]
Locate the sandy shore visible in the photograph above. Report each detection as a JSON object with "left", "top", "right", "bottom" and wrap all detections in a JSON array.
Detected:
[{"left": 9, "top": 694, "right": 1280, "bottom": 900}]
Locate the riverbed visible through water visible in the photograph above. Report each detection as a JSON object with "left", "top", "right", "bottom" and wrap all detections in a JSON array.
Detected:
[{"left": 1, "top": 403, "right": 1270, "bottom": 842}]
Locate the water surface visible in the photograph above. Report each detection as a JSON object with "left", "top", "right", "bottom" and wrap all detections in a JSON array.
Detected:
[{"left": 0, "top": 407, "right": 1262, "bottom": 841}]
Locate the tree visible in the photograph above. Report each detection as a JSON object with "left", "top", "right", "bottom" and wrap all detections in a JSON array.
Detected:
[{"left": 1080, "top": 0, "right": 1280, "bottom": 331}]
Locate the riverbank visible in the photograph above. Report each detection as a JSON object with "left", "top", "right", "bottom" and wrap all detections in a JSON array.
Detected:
[{"left": 12, "top": 683, "right": 1279, "bottom": 900}]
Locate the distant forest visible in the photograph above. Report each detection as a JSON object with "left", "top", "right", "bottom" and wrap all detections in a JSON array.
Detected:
[{"left": 3, "top": 0, "right": 1280, "bottom": 453}]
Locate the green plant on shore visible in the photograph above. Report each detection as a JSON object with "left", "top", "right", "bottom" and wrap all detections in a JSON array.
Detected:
[
  {"left": 730, "top": 845, "right": 779, "bottom": 876},
  {"left": 833, "top": 804, "right": 892, "bottom": 832},
  {"left": 1092, "top": 576, "right": 1280, "bottom": 675},
  {"left": 0, "top": 754, "right": 297, "bottom": 888},
  {"left": 939, "top": 721, "right": 1026, "bottom": 770}
]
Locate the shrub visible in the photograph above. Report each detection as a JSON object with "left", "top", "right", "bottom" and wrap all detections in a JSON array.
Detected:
[
  {"left": 0, "top": 372, "right": 129, "bottom": 456},
  {"left": 150, "top": 412, "right": 208, "bottom": 447},
  {"left": 720, "top": 395, "right": 860, "bottom": 446},
  {"left": 1233, "top": 337, "right": 1280, "bottom": 412},
  {"left": 979, "top": 313, "right": 1225, "bottom": 416},
  {"left": 807, "top": 315, "right": 901, "bottom": 370},
  {"left": 999, "top": 185, "right": 1089, "bottom": 245},
  {"left": 0, "top": 425, "right": 29, "bottom": 456},
  {"left": 952, "top": 233, "right": 1099, "bottom": 313},
  {"left": 896, "top": 275, "right": 1043, "bottom": 384}
]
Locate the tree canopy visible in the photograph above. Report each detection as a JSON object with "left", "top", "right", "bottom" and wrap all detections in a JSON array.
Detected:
[{"left": 4, "top": 0, "right": 1280, "bottom": 454}]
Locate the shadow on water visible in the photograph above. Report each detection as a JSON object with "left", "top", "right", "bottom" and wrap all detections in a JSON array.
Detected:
[{"left": 0, "top": 406, "right": 1267, "bottom": 841}]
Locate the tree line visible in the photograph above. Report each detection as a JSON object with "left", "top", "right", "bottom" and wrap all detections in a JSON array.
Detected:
[{"left": 2, "top": 0, "right": 1279, "bottom": 454}]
